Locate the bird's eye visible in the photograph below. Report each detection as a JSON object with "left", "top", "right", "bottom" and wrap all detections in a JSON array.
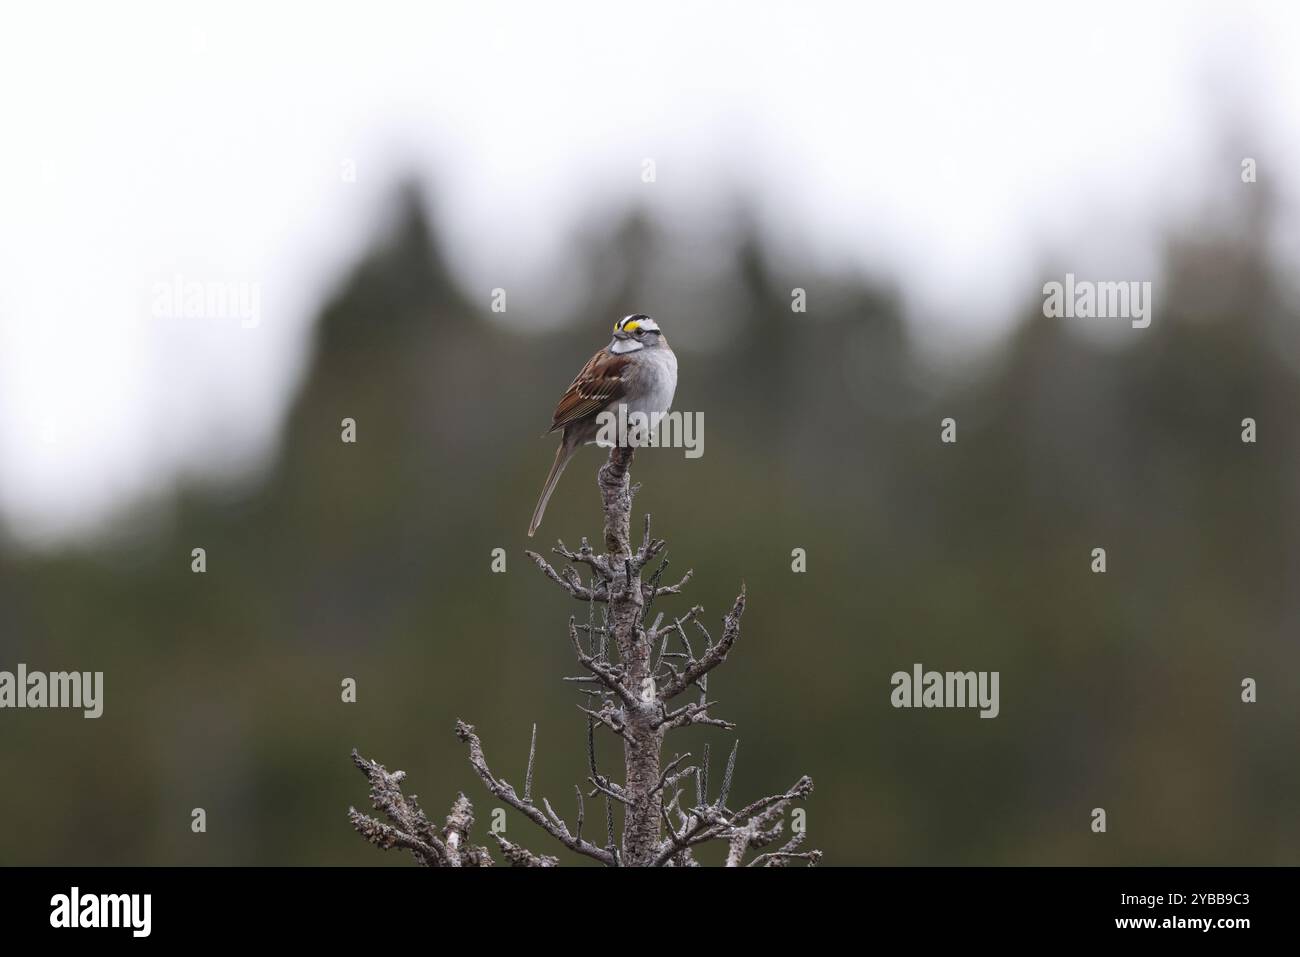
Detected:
[{"left": 634, "top": 328, "right": 646, "bottom": 337}]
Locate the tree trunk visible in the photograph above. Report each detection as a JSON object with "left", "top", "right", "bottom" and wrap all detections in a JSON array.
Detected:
[{"left": 598, "top": 447, "right": 662, "bottom": 865}]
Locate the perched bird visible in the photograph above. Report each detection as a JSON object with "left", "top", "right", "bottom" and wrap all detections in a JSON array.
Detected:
[{"left": 528, "top": 314, "right": 677, "bottom": 537}]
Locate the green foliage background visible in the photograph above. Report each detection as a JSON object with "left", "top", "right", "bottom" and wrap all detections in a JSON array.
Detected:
[{"left": 1, "top": 181, "right": 1296, "bottom": 865}]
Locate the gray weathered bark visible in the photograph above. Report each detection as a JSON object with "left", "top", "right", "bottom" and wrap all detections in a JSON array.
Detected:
[
  {"left": 597, "top": 447, "right": 661, "bottom": 865},
  {"left": 350, "top": 447, "right": 819, "bottom": 866}
]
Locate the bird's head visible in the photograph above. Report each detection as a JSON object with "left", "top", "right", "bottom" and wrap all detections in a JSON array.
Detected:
[{"left": 609, "top": 314, "right": 665, "bottom": 353}]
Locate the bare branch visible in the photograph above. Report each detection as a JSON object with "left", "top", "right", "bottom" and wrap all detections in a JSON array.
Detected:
[
  {"left": 658, "top": 699, "right": 734, "bottom": 731},
  {"left": 578, "top": 703, "right": 631, "bottom": 740},
  {"left": 349, "top": 750, "right": 493, "bottom": 867},
  {"left": 748, "top": 831, "right": 822, "bottom": 867},
  {"left": 525, "top": 550, "right": 608, "bottom": 602},
  {"left": 655, "top": 752, "right": 692, "bottom": 796},
  {"left": 353, "top": 445, "right": 818, "bottom": 868},
  {"left": 553, "top": 537, "right": 612, "bottom": 580},
  {"left": 568, "top": 617, "right": 636, "bottom": 707},
  {"left": 588, "top": 775, "right": 632, "bottom": 806},
  {"left": 649, "top": 775, "right": 816, "bottom": 866},
  {"left": 348, "top": 807, "right": 444, "bottom": 865},
  {"left": 455, "top": 720, "right": 615, "bottom": 866},
  {"left": 604, "top": 793, "right": 616, "bottom": 862},
  {"left": 645, "top": 568, "right": 693, "bottom": 601},
  {"left": 717, "top": 740, "right": 739, "bottom": 810},
  {"left": 493, "top": 834, "right": 559, "bottom": 867},
  {"left": 729, "top": 775, "right": 815, "bottom": 822},
  {"left": 523, "top": 724, "right": 537, "bottom": 804},
  {"left": 642, "top": 558, "right": 668, "bottom": 623},
  {"left": 751, "top": 850, "right": 823, "bottom": 867},
  {"left": 657, "top": 587, "right": 746, "bottom": 701}
]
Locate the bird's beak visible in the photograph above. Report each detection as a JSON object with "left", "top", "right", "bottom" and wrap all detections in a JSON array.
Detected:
[{"left": 612, "top": 330, "right": 630, "bottom": 340}]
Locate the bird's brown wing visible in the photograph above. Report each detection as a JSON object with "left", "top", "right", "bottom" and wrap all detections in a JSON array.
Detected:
[{"left": 549, "top": 348, "right": 631, "bottom": 432}]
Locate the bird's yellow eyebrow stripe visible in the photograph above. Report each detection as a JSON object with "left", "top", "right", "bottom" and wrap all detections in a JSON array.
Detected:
[{"left": 621, "top": 318, "right": 641, "bottom": 333}]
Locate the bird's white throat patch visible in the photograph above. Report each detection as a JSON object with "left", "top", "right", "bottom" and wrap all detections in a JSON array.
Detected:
[{"left": 610, "top": 338, "right": 644, "bottom": 354}]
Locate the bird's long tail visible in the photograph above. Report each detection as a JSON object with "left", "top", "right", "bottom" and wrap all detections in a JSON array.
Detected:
[{"left": 528, "top": 441, "right": 575, "bottom": 537}]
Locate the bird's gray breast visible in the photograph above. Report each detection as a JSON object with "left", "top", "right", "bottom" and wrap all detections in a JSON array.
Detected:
[{"left": 624, "top": 348, "right": 677, "bottom": 416}]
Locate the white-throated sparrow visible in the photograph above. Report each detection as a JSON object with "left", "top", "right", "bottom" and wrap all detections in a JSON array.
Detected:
[{"left": 528, "top": 314, "right": 677, "bottom": 537}]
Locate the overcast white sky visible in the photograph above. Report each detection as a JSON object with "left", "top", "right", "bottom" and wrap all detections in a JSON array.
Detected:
[{"left": 1, "top": 1, "right": 1298, "bottom": 546}]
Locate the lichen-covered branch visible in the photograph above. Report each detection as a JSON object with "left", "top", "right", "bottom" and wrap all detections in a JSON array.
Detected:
[
  {"left": 348, "top": 750, "right": 494, "bottom": 867},
  {"left": 653, "top": 775, "right": 818, "bottom": 867},
  {"left": 351, "top": 445, "right": 819, "bottom": 866},
  {"left": 455, "top": 720, "right": 616, "bottom": 865},
  {"left": 656, "top": 589, "right": 747, "bottom": 701}
]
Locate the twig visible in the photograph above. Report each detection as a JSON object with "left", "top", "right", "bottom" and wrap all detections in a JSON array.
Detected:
[
  {"left": 351, "top": 446, "right": 818, "bottom": 867},
  {"left": 657, "top": 588, "right": 746, "bottom": 701},
  {"left": 523, "top": 724, "right": 537, "bottom": 804},
  {"left": 455, "top": 720, "right": 615, "bottom": 865}
]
